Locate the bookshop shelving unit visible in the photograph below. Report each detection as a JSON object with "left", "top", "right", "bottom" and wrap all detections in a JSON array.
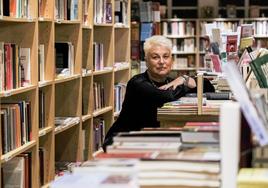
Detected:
[{"left": 0, "top": 0, "right": 131, "bottom": 187}]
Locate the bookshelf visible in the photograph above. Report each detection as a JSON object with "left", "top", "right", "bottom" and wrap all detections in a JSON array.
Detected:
[{"left": 0, "top": 0, "right": 131, "bottom": 187}]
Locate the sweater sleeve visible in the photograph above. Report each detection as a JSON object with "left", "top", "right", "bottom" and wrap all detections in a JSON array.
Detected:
[{"left": 130, "top": 78, "right": 191, "bottom": 107}]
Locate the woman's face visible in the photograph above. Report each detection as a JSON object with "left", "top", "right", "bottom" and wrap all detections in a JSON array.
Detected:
[{"left": 146, "top": 45, "right": 173, "bottom": 79}]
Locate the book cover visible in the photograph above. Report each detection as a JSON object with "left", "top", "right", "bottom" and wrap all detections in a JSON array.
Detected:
[
  {"left": 210, "top": 54, "right": 222, "bottom": 72},
  {"left": 19, "top": 47, "right": 31, "bottom": 87},
  {"left": 237, "top": 168, "right": 268, "bottom": 188},
  {"left": 226, "top": 34, "right": 238, "bottom": 53},
  {"left": 250, "top": 53, "right": 268, "bottom": 88}
]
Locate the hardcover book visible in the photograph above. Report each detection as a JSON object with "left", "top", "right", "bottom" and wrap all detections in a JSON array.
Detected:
[{"left": 250, "top": 53, "right": 268, "bottom": 88}]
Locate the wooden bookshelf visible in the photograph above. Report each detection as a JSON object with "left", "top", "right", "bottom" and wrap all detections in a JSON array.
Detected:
[{"left": 0, "top": 0, "right": 131, "bottom": 186}]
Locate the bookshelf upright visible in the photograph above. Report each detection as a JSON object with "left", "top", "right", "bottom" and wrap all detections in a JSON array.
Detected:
[{"left": 0, "top": 0, "right": 131, "bottom": 186}]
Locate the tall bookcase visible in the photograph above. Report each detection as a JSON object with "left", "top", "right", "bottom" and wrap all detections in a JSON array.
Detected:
[{"left": 0, "top": 0, "right": 131, "bottom": 187}]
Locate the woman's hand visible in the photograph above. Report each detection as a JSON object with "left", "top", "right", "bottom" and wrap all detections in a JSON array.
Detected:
[{"left": 159, "top": 76, "right": 196, "bottom": 90}]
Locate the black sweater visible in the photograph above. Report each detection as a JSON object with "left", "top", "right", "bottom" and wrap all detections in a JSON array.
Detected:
[{"left": 103, "top": 71, "right": 192, "bottom": 148}]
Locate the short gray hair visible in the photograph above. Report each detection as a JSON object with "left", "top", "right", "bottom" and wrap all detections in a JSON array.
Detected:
[{"left": 144, "top": 35, "right": 172, "bottom": 57}]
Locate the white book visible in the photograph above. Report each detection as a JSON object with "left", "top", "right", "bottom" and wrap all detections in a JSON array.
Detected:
[
  {"left": 19, "top": 47, "right": 31, "bottom": 87},
  {"left": 39, "top": 44, "right": 45, "bottom": 81}
]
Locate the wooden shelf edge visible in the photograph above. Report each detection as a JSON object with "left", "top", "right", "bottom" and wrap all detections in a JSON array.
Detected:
[
  {"left": 93, "top": 69, "right": 113, "bottom": 76},
  {"left": 82, "top": 114, "right": 92, "bottom": 122},
  {"left": 38, "top": 80, "right": 54, "bottom": 88},
  {"left": 54, "top": 74, "right": 80, "bottom": 84},
  {"left": 39, "top": 126, "right": 54, "bottom": 137},
  {"left": 0, "top": 85, "right": 37, "bottom": 97},
  {"left": 0, "top": 16, "right": 36, "bottom": 22},
  {"left": 54, "top": 19, "right": 81, "bottom": 24},
  {"left": 1, "top": 141, "right": 36, "bottom": 163},
  {"left": 93, "top": 106, "right": 113, "bottom": 117},
  {"left": 114, "top": 66, "right": 130, "bottom": 72},
  {"left": 55, "top": 121, "right": 80, "bottom": 135}
]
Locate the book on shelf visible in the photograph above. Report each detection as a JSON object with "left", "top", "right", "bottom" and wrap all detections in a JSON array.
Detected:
[
  {"left": 2, "top": 152, "right": 32, "bottom": 188},
  {"left": 249, "top": 53, "right": 268, "bottom": 88},
  {"left": 39, "top": 90, "right": 45, "bottom": 129},
  {"left": 55, "top": 42, "right": 74, "bottom": 77},
  {"left": 38, "top": 44, "right": 45, "bottom": 82}
]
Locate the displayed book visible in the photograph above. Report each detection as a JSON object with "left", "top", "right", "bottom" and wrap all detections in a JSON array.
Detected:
[
  {"left": 38, "top": 44, "right": 45, "bottom": 81},
  {"left": 113, "top": 131, "right": 181, "bottom": 143},
  {"left": 181, "top": 126, "right": 219, "bottom": 144},
  {"left": 239, "top": 24, "right": 254, "bottom": 50},
  {"left": 237, "top": 168, "right": 268, "bottom": 188},
  {"left": 107, "top": 142, "right": 182, "bottom": 154},
  {"left": 210, "top": 54, "right": 222, "bottom": 72},
  {"left": 249, "top": 53, "right": 268, "bottom": 88},
  {"left": 94, "top": 151, "right": 159, "bottom": 160},
  {"left": 55, "top": 42, "right": 74, "bottom": 77},
  {"left": 223, "top": 61, "right": 268, "bottom": 146},
  {"left": 155, "top": 145, "right": 220, "bottom": 162},
  {"left": 19, "top": 47, "right": 31, "bottom": 87}
]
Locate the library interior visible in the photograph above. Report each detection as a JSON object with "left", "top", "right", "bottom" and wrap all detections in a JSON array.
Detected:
[{"left": 1, "top": 0, "right": 268, "bottom": 187}]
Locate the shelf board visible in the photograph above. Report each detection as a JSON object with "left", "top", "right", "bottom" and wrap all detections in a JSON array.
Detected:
[
  {"left": 93, "top": 106, "right": 113, "bottom": 117},
  {"left": 1, "top": 141, "right": 36, "bottom": 163},
  {"left": 39, "top": 126, "right": 54, "bottom": 137},
  {"left": 0, "top": 85, "right": 36, "bottom": 97},
  {"left": 54, "top": 74, "right": 80, "bottom": 84},
  {"left": 93, "top": 69, "right": 113, "bottom": 76},
  {"left": 199, "top": 18, "right": 242, "bottom": 22},
  {"left": 244, "top": 17, "right": 268, "bottom": 21},
  {"left": 0, "top": 16, "right": 36, "bottom": 22},
  {"left": 162, "top": 18, "right": 196, "bottom": 22},
  {"left": 82, "top": 114, "right": 92, "bottom": 122},
  {"left": 114, "top": 24, "right": 130, "bottom": 29},
  {"left": 254, "top": 35, "right": 268, "bottom": 38},
  {"left": 55, "top": 19, "right": 81, "bottom": 24},
  {"left": 94, "top": 23, "right": 113, "bottom": 27},
  {"left": 82, "top": 25, "right": 93, "bottom": 29},
  {"left": 38, "top": 17, "right": 54, "bottom": 22},
  {"left": 172, "top": 51, "right": 197, "bottom": 55},
  {"left": 55, "top": 120, "right": 80, "bottom": 135},
  {"left": 114, "top": 65, "right": 130, "bottom": 72},
  {"left": 38, "top": 80, "right": 54, "bottom": 88},
  {"left": 171, "top": 67, "right": 197, "bottom": 71},
  {"left": 165, "top": 35, "right": 196, "bottom": 39}
]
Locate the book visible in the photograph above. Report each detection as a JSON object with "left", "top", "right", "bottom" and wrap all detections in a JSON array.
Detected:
[
  {"left": 237, "top": 168, "right": 268, "bottom": 188},
  {"left": 222, "top": 61, "right": 268, "bottom": 146},
  {"left": 249, "top": 53, "right": 268, "bottom": 88},
  {"left": 113, "top": 131, "right": 181, "bottom": 143}
]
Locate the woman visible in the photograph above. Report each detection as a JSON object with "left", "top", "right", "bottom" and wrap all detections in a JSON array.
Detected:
[{"left": 103, "top": 35, "right": 198, "bottom": 150}]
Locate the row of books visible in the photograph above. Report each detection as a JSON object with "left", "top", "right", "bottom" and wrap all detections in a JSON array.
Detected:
[
  {"left": 2, "top": 0, "right": 29, "bottom": 18},
  {"left": 171, "top": 38, "right": 195, "bottom": 53},
  {"left": 114, "top": 83, "right": 126, "bottom": 113},
  {"left": 94, "top": 0, "right": 112, "bottom": 24},
  {"left": 139, "top": 1, "right": 160, "bottom": 23},
  {"left": 93, "top": 118, "right": 106, "bottom": 152},
  {"left": 1, "top": 101, "right": 32, "bottom": 154},
  {"left": 93, "top": 42, "right": 104, "bottom": 71},
  {"left": 93, "top": 81, "right": 105, "bottom": 111},
  {"left": 172, "top": 56, "right": 195, "bottom": 69},
  {"left": 54, "top": 0, "right": 78, "bottom": 21},
  {"left": 51, "top": 121, "right": 221, "bottom": 188},
  {"left": 114, "top": 0, "right": 129, "bottom": 26},
  {"left": 0, "top": 43, "right": 30, "bottom": 92},
  {"left": 162, "top": 21, "right": 196, "bottom": 37},
  {"left": 1, "top": 152, "right": 32, "bottom": 188}
]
